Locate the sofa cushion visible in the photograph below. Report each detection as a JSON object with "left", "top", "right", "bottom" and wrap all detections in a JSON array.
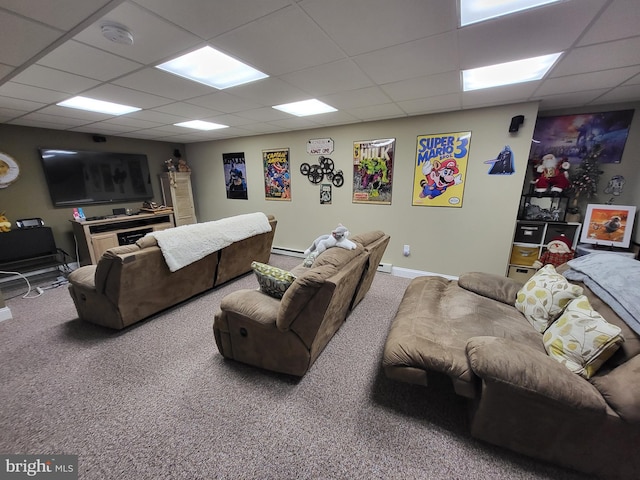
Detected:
[
  {"left": 590, "top": 355, "right": 640, "bottom": 423},
  {"left": 313, "top": 243, "right": 364, "bottom": 269},
  {"left": 349, "top": 230, "right": 384, "bottom": 247},
  {"left": 515, "top": 264, "right": 583, "bottom": 333},
  {"left": 543, "top": 295, "right": 624, "bottom": 379},
  {"left": 276, "top": 264, "right": 337, "bottom": 331},
  {"left": 459, "top": 272, "right": 523, "bottom": 305},
  {"left": 251, "top": 261, "right": 296, "bottom": 299}
]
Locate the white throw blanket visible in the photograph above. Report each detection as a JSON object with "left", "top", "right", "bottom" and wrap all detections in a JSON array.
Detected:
[
  {"left": 148, "top": 212, "right": 272, "bottom": 272},
  {"left": 564, "top": 253, "right": 640, "bottom": 335}
]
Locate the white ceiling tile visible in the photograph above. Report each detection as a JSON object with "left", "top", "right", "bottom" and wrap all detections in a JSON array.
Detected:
[
  {"left": 0, "top": 63, "right": 15, "bottom": 78},
  {"left": 536, "top": 67, "right": 640, "bottom": 97},
  {"left": 398, "top": 94, "right": 462, "bottom": 115},
  {"left": 0, "top": 0, "right": 114, "bottom": 30},
  {"left": 102, "top": 117, "right": 163, "bottom": 129},
  {"left": 579, "top": 0, "right": 640, "bottom": 46},
  {"left": 228, "top": 78, "right": 310, "bottom": 106},
  {"left": 381, "top": 71, "right": 461, "bottom": 102},
  {"left": 185, "top": 92, "right": 262, "bottom": 114},
  {"left": 0, "top": 95, "right": 45, "bottom": 111},
  {"left": 592, "top": 83, "right": 640, "bottom": 105},
  {"left": 73, "top": 2, "right": 202, "bottom": 64},
  {"left": 552, "top": 37, "right": 640, "bottom": 77},
  {"left": 113, "top": 68, "right": 213, "bottom": 100},
  {"left": 320, "top": 87, "right": 390, "bottom": 110},
  {"left": 126, "top": 109, "right": 190, "bottom": 124},
  {"left": 0, "top": 82, "right": 68, "bottom": 104},
  {"left": 11, "top": 65, "right": 101, "bottom": 93},
  {"left": 457, "top": 0, "right": 606, "bottom": 69},
  {"left": 152, "top": 102, "right": 222, "bottom": 119},
  {"left": 214, "top": 6, "right": 345, "bottom": 76},
  {"left": 310, "top": 111, "right": 359, "bottom": 127},
  {"left": 132, "top": 0, "right": 290, "bottom": 40},
  {"left": 236, "top": 107, "right": 291, "bottom": 122},
  {"left": 354, "top": 33, "right": 458, "bottom": 84},
  {"left": 82, "top": 83, "right": 173, "bottom": 109},
  {"left": 37, "top": 104, "right": 114, "bottom": 122},
  {"left": 37, "top": 40, "right": 142, "bottom": 81},
  {"left": 462, "top": 83, "right": 538, "bottom": 109},
  {"left": 0, "top": 11, "right": 62, "bottom": 66},
  {"left": 16, "top": 112, "right": 93, "bottom": 128},
  {"left": 537, "top": 89, "right": 611, "bottom": 111},
  {"left": 301, "top": 0, "right": 456, "bottom": 56},
  {"left": 281, "top": 59, "right": 373, "bottom": 96},
  {"left": 348, "top": 103, "right": 405, "bottom": 121}
]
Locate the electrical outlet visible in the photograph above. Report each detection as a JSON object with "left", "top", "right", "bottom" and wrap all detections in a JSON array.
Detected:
[{"left": 403, "top": 244, "right": 410, "bottom": 256}]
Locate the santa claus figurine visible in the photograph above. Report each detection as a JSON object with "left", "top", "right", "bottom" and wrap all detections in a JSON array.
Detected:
[
  {"left": 534, "top": 154, "right": 570, "bottom": 193},
  {"left": 532, "top": 234, "right": 575, "bottom": 269}
]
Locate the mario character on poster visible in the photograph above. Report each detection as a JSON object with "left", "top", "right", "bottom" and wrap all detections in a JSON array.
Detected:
[
  {"left": 412, "top": 131, "right": 471, "bottom": 207},
  {"left": 352, "top": 138, "right": 395, "bottom": 204},
  {"left": 263, "top": 148, "right": 291, "bottom": 200}
]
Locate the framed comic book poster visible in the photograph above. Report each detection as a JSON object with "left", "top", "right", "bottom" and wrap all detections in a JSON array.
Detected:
[
  {"left": 223, "top": 152, "right": 248, "bottom": 199},
  {"left": 412, "top": 131, "right": 471, "bottom": 207},
  {"left": 263, "top": 148, "right": 291, "bottom": 200},
  {"left": 352, "top": 138, "right": 395, "bottom": 204},
  {"left": 529, "top": 110, "right": 634, "bottom": 165},
  {"left": 580, "top": 204, "right": 636, "bottom": 248}
]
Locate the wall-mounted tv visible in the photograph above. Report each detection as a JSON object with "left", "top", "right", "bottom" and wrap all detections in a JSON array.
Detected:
[{"left": 39, "top": 148, "right": 154, "bottom": 207}]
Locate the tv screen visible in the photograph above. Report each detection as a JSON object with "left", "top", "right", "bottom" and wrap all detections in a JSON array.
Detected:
[{"left": 39, "top": 148, "right": 154, "bottom": 207}]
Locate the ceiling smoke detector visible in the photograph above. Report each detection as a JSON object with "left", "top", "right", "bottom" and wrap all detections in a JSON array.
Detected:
[{"left": 101, "top": 24, "right": 134, "bottom": 45}]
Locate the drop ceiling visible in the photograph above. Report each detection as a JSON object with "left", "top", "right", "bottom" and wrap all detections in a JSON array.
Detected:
[{"left": 0, "top": 0, "right": 638, "bottom": 143}]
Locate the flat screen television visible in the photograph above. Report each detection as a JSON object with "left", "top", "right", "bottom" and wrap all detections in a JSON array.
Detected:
[{"left": 39, "top": 148, "right": 154, "bottom": 207}]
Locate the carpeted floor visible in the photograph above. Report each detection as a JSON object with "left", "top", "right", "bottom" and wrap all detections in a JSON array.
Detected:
[{"left": 0, "top": 255, "right": 592, "bottom": 479}]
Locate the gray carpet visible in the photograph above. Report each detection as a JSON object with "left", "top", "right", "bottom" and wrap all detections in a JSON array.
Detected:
[{"left": 0, "top": 255, "right": 591, "bottom": 479}]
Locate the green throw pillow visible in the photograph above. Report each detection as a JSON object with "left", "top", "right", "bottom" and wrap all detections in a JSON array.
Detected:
[
  {"left": 251, "top": 261, "right": 296, "bottom": 299},
  {"left": 515, "top": 264, "right": 583, "bottom": 333},
  {"left": 543, "top": 295, "right": 624, "bottom": 379}
]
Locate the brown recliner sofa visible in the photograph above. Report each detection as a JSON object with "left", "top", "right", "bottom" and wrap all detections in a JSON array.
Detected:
[
  {"left": 213, "top": 230, "right": 390, "bottom": 376},
  {"left": 68, "top": 215, "right": 277, "bottom": 330},
  {"left": 383, "top": 255, "right": 640, "bottom": 480}
]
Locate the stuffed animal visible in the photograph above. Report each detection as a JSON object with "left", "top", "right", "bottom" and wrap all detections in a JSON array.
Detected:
[
  {"left": 177, "top": 158, "right": 191, "bottom": 172},
  {"left": 532, "top": 234, "right": 574, "bottom": 269},
  {"left": 0, "top": 212, "right": 11, "bottom": 232},
  {"left": 534, "top": 154, "right": 570, "bottom": 193},
  {"left": 304, "top": 224, "right": 356, "bottom": 255}
]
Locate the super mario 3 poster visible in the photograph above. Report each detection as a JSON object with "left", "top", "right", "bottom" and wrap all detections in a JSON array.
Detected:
[{"left": 412, "top": 131, "right": 471, "bottom": 207}]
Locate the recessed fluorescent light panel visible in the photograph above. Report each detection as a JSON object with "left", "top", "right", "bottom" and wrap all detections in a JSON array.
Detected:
[
  {"left": 272, "top": 99, "right": 337, "bottom": 117},
  {"left": 462, "top": 52, "right": 562, "bottom": 91},
  {"left": 174, "top": 120, "right": 228, "bottom": 131},
  {"left": 156, "top": 46, "right": 268, "bottom": 89},
  {"left": 57, "top": 96, "right": 140, "bottom": 115},
  {"left": 460, "top": 0, "right": 561, "bottom": 26}
]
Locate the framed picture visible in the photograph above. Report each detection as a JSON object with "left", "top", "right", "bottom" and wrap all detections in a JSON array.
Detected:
[
  {"left": 580, "top": 204, "right": 637, "bottom": 249},
  {"left": 529, "top": 110, "right": 634, "bottom": 165}
]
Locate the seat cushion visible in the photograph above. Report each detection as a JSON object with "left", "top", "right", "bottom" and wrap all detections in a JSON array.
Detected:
[{"left": 383, "top": 276, "right": 543, "bottom": 395}]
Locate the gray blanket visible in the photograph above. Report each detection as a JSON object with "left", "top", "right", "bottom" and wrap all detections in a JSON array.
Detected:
[{"left": 564, "top": 253, "right": 640, "bottom": 335}]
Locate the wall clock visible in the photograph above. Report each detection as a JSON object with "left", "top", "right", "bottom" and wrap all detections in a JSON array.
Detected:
[{"left": 0, "top": 152, "right": 20, "bottom": 188}]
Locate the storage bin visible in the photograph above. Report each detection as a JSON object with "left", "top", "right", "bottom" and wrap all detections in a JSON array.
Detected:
[
  {"left": 514, "top": 222, "right": 544, "bottom": 244},
  {"left": 509, "top": 245, "right": 540, "bottom": 266},
  {"left": 543, "top": 223, "right": 580, "bottom": 246},
  {"left": 508, "top": 265, "right": 537, "bottom": 283}
]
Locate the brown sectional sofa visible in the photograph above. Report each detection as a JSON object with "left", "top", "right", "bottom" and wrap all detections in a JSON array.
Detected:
[
  {"left": 213, "top": 230, "right": 390, "bottom": 376},
  {"left": 68, "top": 215, "right": 277, "bottom": 330},
  {"left": 383, "top": 257, "right": 640, "bottom": 480}
]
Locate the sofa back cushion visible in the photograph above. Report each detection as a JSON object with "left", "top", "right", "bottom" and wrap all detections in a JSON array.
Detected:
[
  {"left": 276, "top": 264, "right": 337, "bottom": 331},
  {"left": 313, "top": 243, "right": 364, "bottom": 269},
  {"left": 350, "top": 230, "right": 385, "bottom": 247}
]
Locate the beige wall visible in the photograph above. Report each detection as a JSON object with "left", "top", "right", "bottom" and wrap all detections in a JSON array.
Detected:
[
  {"left": 1, "top": 100, "right": 637, "bottom": 278},
  {"left": 186, "top": 102, "right": 540, "bottom": 276},
  {"left": 0, "top": 125, "right": 182, "bottom": 258}
]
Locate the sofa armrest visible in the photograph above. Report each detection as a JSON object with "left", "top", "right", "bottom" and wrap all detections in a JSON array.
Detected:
[
  {"left": 591, "top": 354, "right": 640, "bottom": 423},
  {"left": 458, "top": 272, "right": 523, "bottom": 305},
  {"left": 466, "top": 336, "right": 607, "bottom": 412}
]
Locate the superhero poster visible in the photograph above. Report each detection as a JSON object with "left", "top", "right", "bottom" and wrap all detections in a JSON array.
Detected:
[
  {"left": 263, "top": 148, "right": 291, "bottom": 201},
  {"left": 223, "top": 152, "right": 248, "bottom": 200},
  {"left": 352, "top": 138, "right": 395, "bottom": 204},
  {"left": 412, "top": 131, "right": 471, "bottom": 207}
]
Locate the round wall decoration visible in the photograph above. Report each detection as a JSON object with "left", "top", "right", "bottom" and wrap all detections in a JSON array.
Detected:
[{"left": 0, "top": 152, "right": 20, "bottom": 188}]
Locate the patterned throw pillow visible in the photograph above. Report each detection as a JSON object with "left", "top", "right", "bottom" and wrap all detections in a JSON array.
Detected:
[
  {"left": 515, "top": 264, "right": 583, "bottom": 333},
  {"left": 251, "top": 261, "right": 296, "bottom": 299},
  {"left": 543, "top": 295, "right": 624, "bottom": 379}
]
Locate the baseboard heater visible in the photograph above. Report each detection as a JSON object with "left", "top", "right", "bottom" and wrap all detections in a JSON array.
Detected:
[{"left": 271, "top": 247, "right": 306, "bottom": 258}]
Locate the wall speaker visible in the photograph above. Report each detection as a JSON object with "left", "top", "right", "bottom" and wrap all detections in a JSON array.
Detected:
[
  {"left": 93, "top": 135, "right": 107, "bottom": 142},
  {"left": 509, "top": 115, "right": 525, "bottom": 133}
]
